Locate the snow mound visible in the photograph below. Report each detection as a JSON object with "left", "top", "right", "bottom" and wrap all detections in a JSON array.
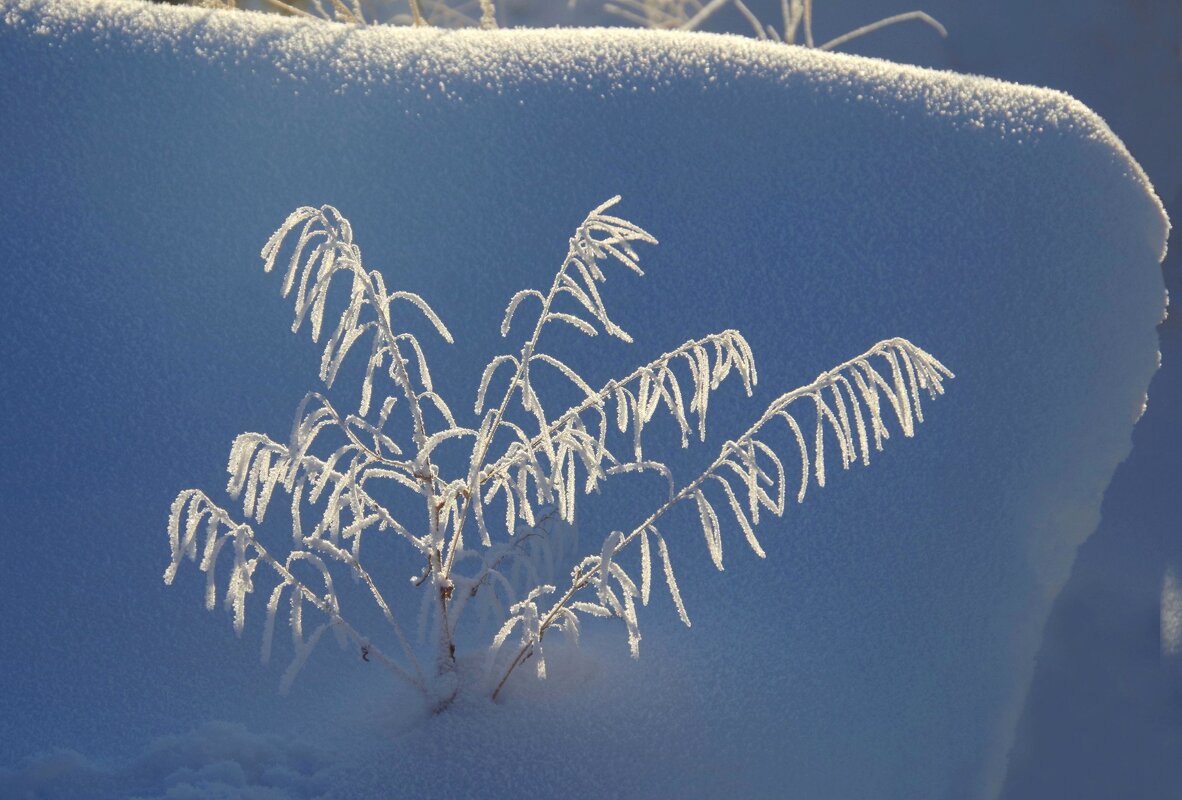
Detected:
[
  {"left": 0, "top": 2, "right": 1167, "bottom": 798},
  {"left": 0, "top": 722, "right": 336, "bottom": 800}
]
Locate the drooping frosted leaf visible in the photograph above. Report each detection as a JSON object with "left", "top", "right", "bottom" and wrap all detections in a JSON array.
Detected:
[
  {"left": 694, "top": 490, "right": 723, "bottom": 570},
  {"left": 652, "top": 527, "right": 690, "bottom": 627},
  {"left": 389, "top": 291, "right": 454, "bottom": 344},
  {"left": 500, "top": 289, "right": 545, "bottom": 337},
  {"left": 546, "top": 312, "right": 598, "bottom": 337},
  {"left": 781, "top": 411, "right": 810, "bottom": 502},
  {"left": 639, "top": 527, "right": 652, "bottom": 606},
  {"left": 396, "top": 332, "right": 435, "bottom": 393},
  {"left": 475, "top": 355, "right": 519, "bottom": 414},
  {"left": 712, "top": 474, "right": 765, "bottom": 558},
  {"left": 261, "top": 582, "right": 286, "bottom": 665}
]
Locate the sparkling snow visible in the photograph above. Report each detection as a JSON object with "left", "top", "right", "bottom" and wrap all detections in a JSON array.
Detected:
[{"left": 0, "top": 1, "right": 1169, "bottom": 798}]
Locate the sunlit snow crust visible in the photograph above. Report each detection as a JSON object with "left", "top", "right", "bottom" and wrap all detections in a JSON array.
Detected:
[{"left": 0, "top": 2, "right": 1167, "bottom": 798}]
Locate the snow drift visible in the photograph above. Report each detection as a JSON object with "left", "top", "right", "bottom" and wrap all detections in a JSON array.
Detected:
[{"left": 0, "top": 1, "right": 1167, "bottom": 798}]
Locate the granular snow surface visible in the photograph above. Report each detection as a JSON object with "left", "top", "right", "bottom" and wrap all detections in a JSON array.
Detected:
[{"left": 0, "top": 2, "right": 1168, "bottom": 798}]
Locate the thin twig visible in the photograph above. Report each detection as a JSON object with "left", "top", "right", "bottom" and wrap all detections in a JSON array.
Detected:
[
  {"left": 678, "top": 0, "right": 730, "bottom": 32},
  {"left": 732, "top": 0, "right": 766, "bottom": 40},
  {"left": 261, "top": 0, "right": 321, "bottom": 19},
  {"left": 818, "top": 11, "right": 947, "bottom": 51}
]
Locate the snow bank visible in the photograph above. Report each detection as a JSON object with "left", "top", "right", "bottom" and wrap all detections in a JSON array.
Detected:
[
  {"left": 0, "top": 1, "right": 1167, "bottom": 798},
  {"left": 0, "top": 722, "right": 336, "bottom": 799}
]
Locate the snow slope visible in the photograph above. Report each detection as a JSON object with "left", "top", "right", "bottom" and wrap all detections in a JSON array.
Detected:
[
  {"left": 714, "top": 3, "right": 1180, "bottom": 794},
  {"left": 0, "top": 1, "right": 1168, "bottom": 798}
]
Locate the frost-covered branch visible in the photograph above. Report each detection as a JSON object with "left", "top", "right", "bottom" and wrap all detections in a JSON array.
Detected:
[
  {"left": 469, "top": 330, "right": 756, "bottom": 547},
  {"left": 166, "top": 490, "right": 426, "bottom": 693},
  {"left": 441, "top": 196, "right": 656, "bottom": 576},
  {"left": 491, "top": 337, "right": 952, "bottom": 698},
  {"left": 262, "top": 205, "right": 469, "bottom": 690}
]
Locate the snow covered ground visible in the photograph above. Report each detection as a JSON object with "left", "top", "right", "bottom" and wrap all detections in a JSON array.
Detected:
[
  {"left": 760, "top": 4, "right": 1181, "bottom": 796},
  {"left": 0, "top": 1, "right": 1173, "bottom": 797}
]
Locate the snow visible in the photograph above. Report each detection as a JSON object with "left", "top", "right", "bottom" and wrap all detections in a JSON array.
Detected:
[
  {"left": 0, "top": 1, "right": 1170, "bottom": 798},
  {"left": 756, "top": 3, "right": 1180, "bottom": 796},
  {"left": 0, "top": 722, "right": 336, "bottom": 799},
  {"left": 1163, "top": 568, "right": 1182, "bottom": 659}
]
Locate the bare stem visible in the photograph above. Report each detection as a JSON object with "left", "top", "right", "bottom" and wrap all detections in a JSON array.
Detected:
[
  {"left": 678, "top": 0, "right": 730, "bottom": 32},
  {"left": 261, "top": 0, "right": 321, "bottom": 19},
  {"left": 337, "top": 248, "right": 449, "bottom": 677},
  {"left": 818, "top": 11, "right": 947, "bottom": 51},
  {"left": 408, "top": 0, "right": 425, "bottom": 25}
]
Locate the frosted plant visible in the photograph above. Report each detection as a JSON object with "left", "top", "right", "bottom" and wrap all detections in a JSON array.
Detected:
[
  {"left": 187, "top": 0, "right": 937, "bottom": 46},
  {"left": 226, "top": 0, "right": 497, "bottom": 29},
  {"left": 603, "top": 0, "right": 946, "bottom": 50},
  {"left": 165, "top": 197, "right": 953, "bottom": 711}
]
